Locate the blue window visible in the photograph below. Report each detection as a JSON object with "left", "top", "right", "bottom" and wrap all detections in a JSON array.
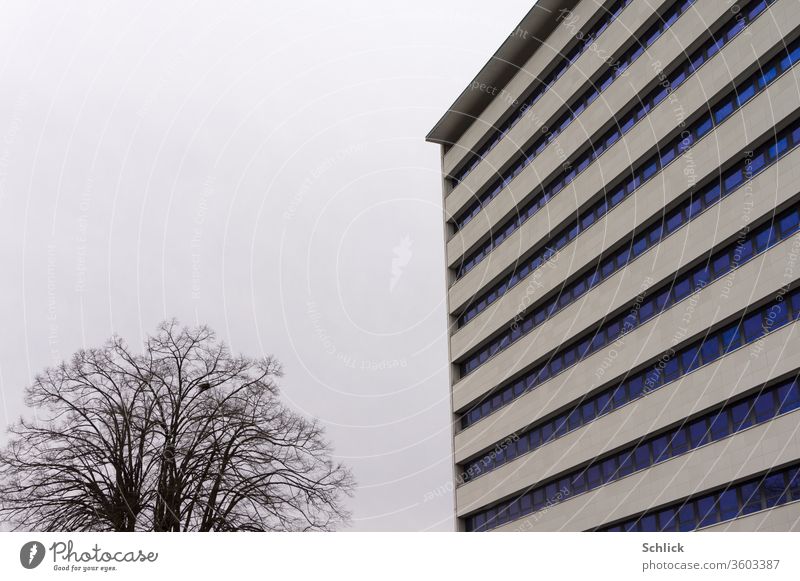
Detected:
[
  {"left": 696, "top": 116, "right": 713, "bottom": 138},
  {"left": 633, "top": 445, "right": 650, "bottom": 471},
  {"left": 677, "top": 503, "right": 696, "bottom": 531},
  {"left": 602, "top": 457, "right": 618, "bottom": 482},
  {"left": 769, "top": 136, "right": 789, "bottom": 159},
  {"left": 629, "top": 375, "right": 644, "bottom": 399},
  {"left": 689, "top": 418, "right": 709, "bottom": 447},
  {"left": 714, "top": 98, "right": 734, "bottom": 123},
  {"left": 591, "top": 329, "right": 606, "bottom": 351},
  {"left": 718, "top": 488, "right": 739, "bottom": 521},
  {"left": 778, "top": 381, "right": 800, "bottom": 413},
  {"left": 673, "top": 277, "right": 691, "bottom": 301},
  {"left": 571, "top": 471, "right": 587, "bottom": 494},
  {"left": 651, "top": 435, "right": 669, "bottom": 463},
  {"left": 663, "top": 357, "right": 680, "bottom": 383},
  {"left": 596, "top": 392, "right": 611, "bottom": 415},
  {"left": 721, "top": 324, "right": 742, "bottom": 353},
  {"left": 541, "top": 422, "right": 553, "bottom": 442},
  {"left": 681, "top": 344, "right": 700, "bottom": 373},
  {"left": 658, "top": 508, "right": 677, "bottom": 531},
  {"left": 612, "top": 384, "right": 628, "bottom": 408},
  {"left": 737, "top": 81, "right": 756, "bottom": 106},
  {"left": 763, "top": 473, "right": 786, "bottom": 507},
  {"left": 610, "top": 187, "right": 624, "bottom": 206},
  {"left": 788, "top": 468, "right": 800, "bottom": 501},
  {"left": 740, "top": 480, "right": 762, "bottom": 515},
  {"left": 747, "top": 151, "right": 767, "bottom": 174},
  {"left": 617, "top": 451, "right": 634, "bottom": 477},
  {"left": 712, "top": 252, "right": 731, "bottom": 276},
  {"left": 758, "top": 64, "right": 778, "bottom": 89},
  {"left": 731, "top": 399, "right": 753, "bottom": 431},
  {"left": 700, "top": 336, "right": 721, "bottom": 365},
  {"left": 754, "top": 224, "right": 774, "bottom": 251},
  {"left": 779, "top": 211, "right": 799, "bottom": 237},
  {"left": 638, "top": 297, "right": 655, "bottom": 321},
  {"left": 581, "top": 401, "right": 595, "bottom": 423},
  {"left": 697, "top": 494, "right": 719, "bottom": 528},
  {"left": 670, "top": 427, "right": 689, "bottom": 455},
  {"left": 640, "top": 514, "right": 658, "bottom": 532},
  {"left": 661, "top": 145, "right": 676, "bottom": 166},
  {"left": 532, "top": 488, "right": 546, "bottom": 511},
  {"left": 709, "top": 410, "right": 729, "bottom": 441},
  {"left": 753, "top": 392, "right": 776, "bottom": 423},
  {"left": 693, "top": 265, "right": 711, "bottom": 288},
  {"left": 735, "top": 238, "right": 754, "bottom": 263},
  {"left": 742, "top": 312, "right": 764, "bottom": 342},
  {"left": 529, "top": 429, "right": 542, "bottom": 449},
  {"left": 642, "top": 159, "right": 658, "bottom": 181},
  {"left": 567, "top": 409, "right": 581, "bottom": 431},
  {"left": 768, "top": 301, "right": 789, "bottom": 328},
  {"left": 601, "top": 257, "right": 615, "bottom": 278},
  {"left": 793, "top": 290, "right": 800, "bottom": 319},
  {"left": 724, "top": 168, "right": 743, "bottom": 191},
  {"left": 666, "top": 211, "right": 683, "bottom": 233}
]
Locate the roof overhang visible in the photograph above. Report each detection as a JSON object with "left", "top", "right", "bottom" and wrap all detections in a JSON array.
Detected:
[{"left": 426, "top": 0, "right": 579, "bottom": 146}]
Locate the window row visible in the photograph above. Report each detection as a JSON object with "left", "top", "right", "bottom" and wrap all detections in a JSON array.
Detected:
[
  {"left": 458, "top": 38, "right": 800, "bottom": 373},
  {"left": 456, "top": 35, "right": 784, "bottom": 333},
  {"left": 452, "top": 0, "right": 703, "bottom": 231},
  {"left": 452, "top": 0, "right": 773, "bottom": 228},
  {"left": 461, "top": 216, "right": 800, "bottom": 483},
  {"left": 599, "top": 462, "right": 800, "bottom": 531},
  {"left": 459, "top": 162, "right": 800, "bottom": 429},
  {"left": 465, "top": 373, "right": 800, "bottom": 532},
  {"left": 454, "top": 2, "right": 787, "bottom": 279},
  {"left": 448, "top": 0, "right": 634, "bottom": 190}
]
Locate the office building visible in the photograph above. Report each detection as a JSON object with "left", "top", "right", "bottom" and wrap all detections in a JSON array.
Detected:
[{"left": 426, "top": 0, "right": 800, "bottom": 531}]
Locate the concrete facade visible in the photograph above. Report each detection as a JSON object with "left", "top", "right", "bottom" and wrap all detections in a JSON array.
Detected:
[{"left": 428, "top": 0, "right": 800, "bottom": 531}]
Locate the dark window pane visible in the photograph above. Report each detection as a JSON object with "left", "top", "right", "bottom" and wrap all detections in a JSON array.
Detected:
[
  {"left": 697, "top": 494, "right": 719, "bottom": 528},
  {"left": 722, "top": 324, "right": 742, "bottom": 352},
  {"left": 740, "top": 480, "right": 762, "bottom": 515},
  {"left": 613, "top": 383, "right": 628, "bottom": 408},
  {"left": 629, "top": 375, "right": 644, "bottom": 399},
  {"left": 673, "top": 277, "right": 691, "bottom": 300},
  {"left": 700, "top": 336, "right": 721, "bottom": 365},
  {"left": 602, "top": 457, "right": 618, "bottom": 482},
  {"left": 778, "top": 380, "right": 800, "bottom": 413},
  {"left": 670, "top": 427, "right": 689, "bottom": 455},
  {"left": 693, "top": 265, "right": 711, "bottom": 288},
  {"left": 743, "top": 312, "right": 764, "bottom": 342},
  {"left": 689, "top": 418, "right": 709, "bottom": 447},
  {"left": 617, "top": 451, "right": 634, "bottom": 477},
  {"left": 718, "top": 489, "right": 738, "bottom": 521},
  {"left": 766, "top": 301, "right": 789, "bottom": 330},
  {"left": 731, "top": 399, "right": 753, "bottom": 431},
  {"left": 633, "top": 444, "right": 651, "bottom": 471},
  {"left": 658, "top": 508, "right": 677, "bottom": 531},
  {"left": 754, "top": 392, "right": 776, "bottom": 423},
  {"left": 663, "top": 357, "right": 680, "bottom": 383},
  {"left": 709, "top": 409, "right": 730, "bottom": 441},
  {"left": 712, "top": 252, "right": 731, "bottom": 276},
  {"left": 681, "top": 344, "right": 700, "bottom": 373},
  {"left": 677, "top": 503, "right": 696, "bottom": 531},
  {"left": 651, "top": 435, "right": 669, "bottom": 463},
  {"left": 763, "top": 473, "right": 787, "bottom": 507},
  {"left": 788, "top": 468, "right": 800, "bottom": 501}
]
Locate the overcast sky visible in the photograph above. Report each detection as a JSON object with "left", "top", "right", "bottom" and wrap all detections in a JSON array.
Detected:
[{"left": 0, "top": 0, "right": 534, "bottom": 531}]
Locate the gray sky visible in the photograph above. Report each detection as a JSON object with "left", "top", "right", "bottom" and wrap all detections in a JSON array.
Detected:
[{"left": 0, "top": 0, "right": 533, "bottom": 530}]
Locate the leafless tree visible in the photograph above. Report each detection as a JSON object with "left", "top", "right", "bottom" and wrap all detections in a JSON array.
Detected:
[{"left": 0, "top": 320, "right": 354, "bottom": 531}]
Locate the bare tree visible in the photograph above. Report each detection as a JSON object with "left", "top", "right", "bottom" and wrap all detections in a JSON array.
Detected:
[{"left": 0, "top": 320, "right": 354, "bottom": 531}]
